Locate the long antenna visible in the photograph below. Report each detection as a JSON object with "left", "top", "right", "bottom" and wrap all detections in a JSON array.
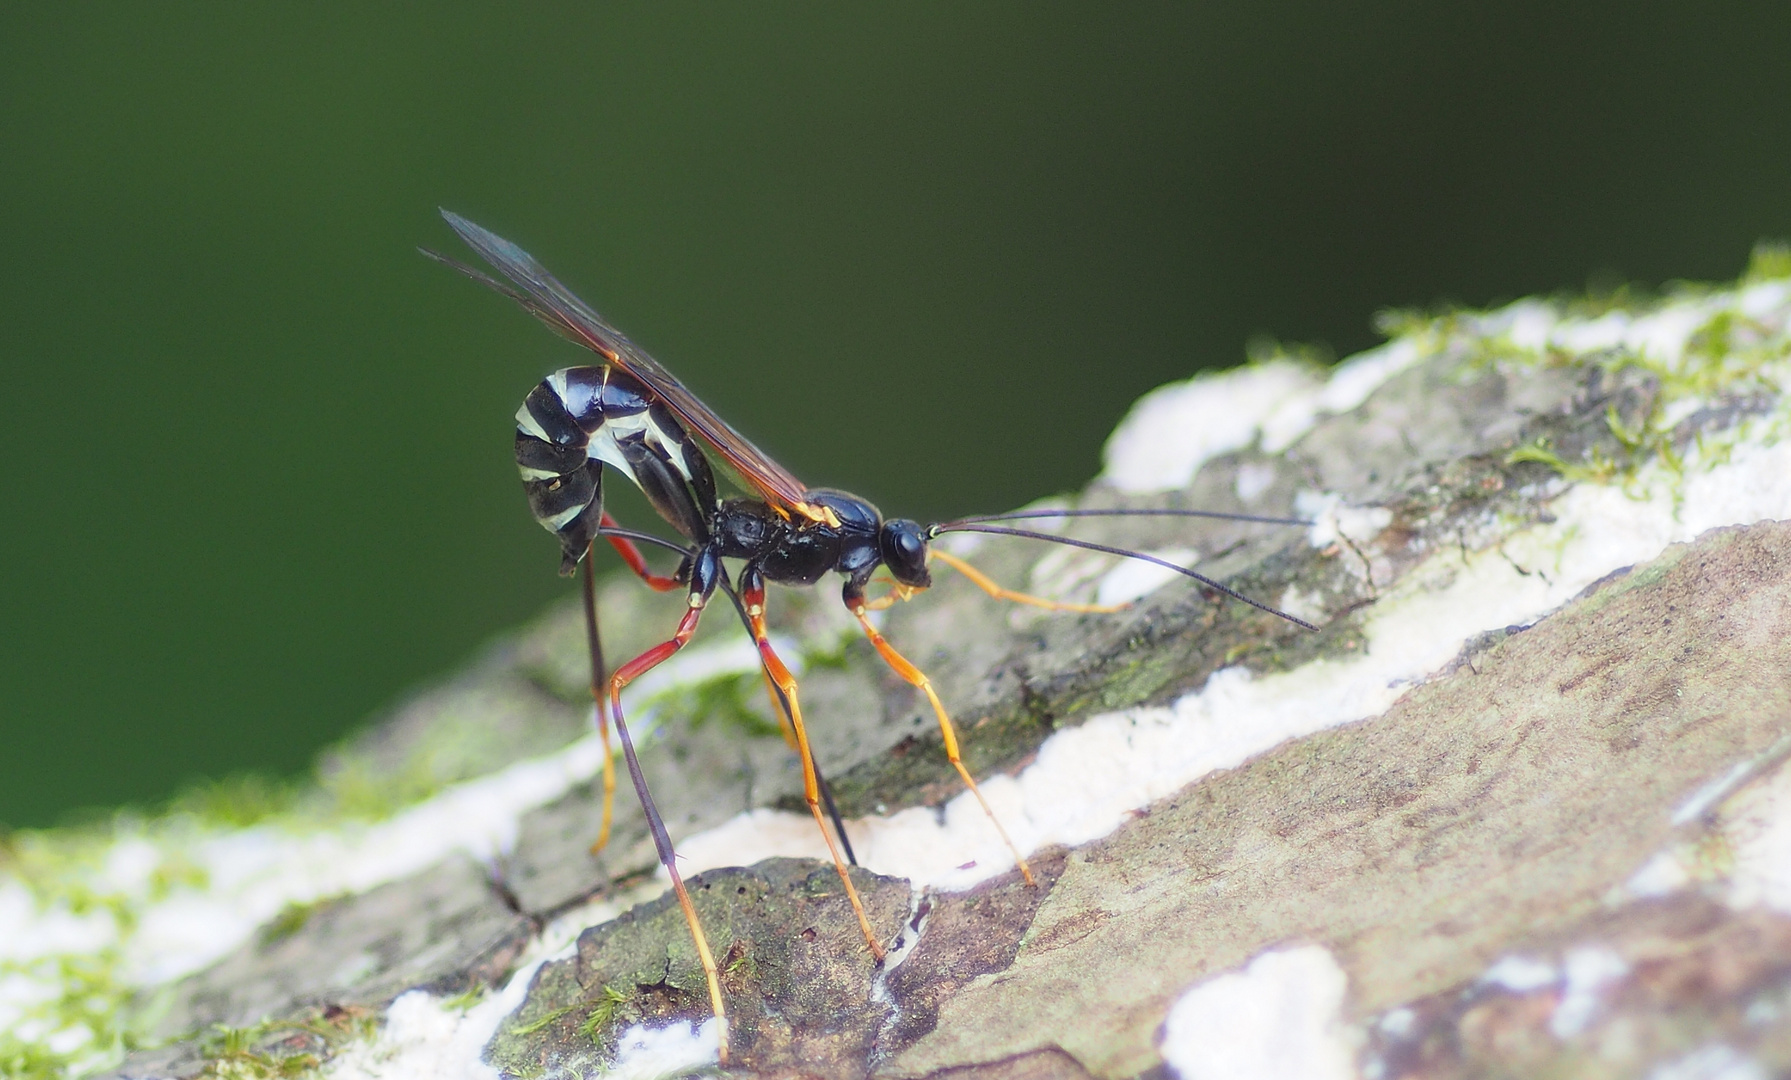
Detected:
[
  {"left": 929, "top": 522, "right": 1320, "bottom": 632},
  {"left": 938, "top": 507, "right": 1312, "bottom": 528}
]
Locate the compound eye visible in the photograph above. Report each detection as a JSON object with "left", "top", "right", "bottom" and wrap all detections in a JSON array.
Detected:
[
  {"left": 892, "top": 529, "right": 921, "bottom": 561},
  {"left": 881, "top": 519, "right": 932, "bottom": 586}
]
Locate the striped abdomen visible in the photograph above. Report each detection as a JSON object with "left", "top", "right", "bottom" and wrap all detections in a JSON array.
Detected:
[{"left": 515, "top": 365, "right": 718, "bottom": 574}]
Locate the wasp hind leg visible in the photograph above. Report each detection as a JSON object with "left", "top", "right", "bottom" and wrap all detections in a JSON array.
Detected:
[
  {"left": 605, "top": 547, "right": 731, "bottom": 1062},
  {"left": 598, "top": 510, "right": 685, "bottom": 592},
  {"left": 752, "top": 667, "right": 859, "bottom": 867},
  {"left": 577, "top": 542, "right": 620, "bottom": 856},
  {"left": 718, "top": 577, "right": 861, "bottom": 869},
  {"left": 584, "top": 511, "right": 690, "bottom": 855},
  {"left": 846, "top": 587, "right": 1037, "bottom": 888}
]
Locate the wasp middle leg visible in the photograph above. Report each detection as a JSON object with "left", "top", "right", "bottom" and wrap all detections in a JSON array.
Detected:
[
  {"left": 716, "top": 580, "right": 860, "bottom": 869},
  {"left": 737, "top": 564, "right": 886, "bottom": 959}
]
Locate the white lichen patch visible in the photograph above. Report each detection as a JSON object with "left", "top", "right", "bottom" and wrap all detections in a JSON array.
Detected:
[
  {"left": 320, "top": 887, "right": 663, "bottom": 1080},
  {"left": 1297, "top": 492, "right": 1395, "bottom": 553},
  {"left": 673, "top": 431, "right": 1791, "bottom": 896},
  {"left": 1721, "top": 758, "right": 1791, "bottom": 914},
  {"left": 1102, "top": 360, "right": 1325, "bottom": 494},
  {"left": 1647, "top": 1042, "right": 1771, "bottom": 1080},
  {"left": 1012, "top": 541, "right": 1202, "bottom": 613},
  {"left": 1094, "top": 548, "right": 1200, "bottom": 608},
  {"left": 1549, "top": 946, "right": 1631, "bottom": 1039},
  {"left": 592, "top": 1020, "right": 719, "bottom": 1080},
  {"left": 1102, "top": 337, "right": 1429, "bottom": 494},
  {"left": 1618, "top": 752, "right": 1791, "bottom": 908},
  {"left": 0, "top": 633, "right": 767, "bottom": 1080},
  {"left": 1158, "top": 944, "right": 1357, "bottom": 1080},
  {"left": 1481, "top": 954, "right": 1561, "bottom": 994}
]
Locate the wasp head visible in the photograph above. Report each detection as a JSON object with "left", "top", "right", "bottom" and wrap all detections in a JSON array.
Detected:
[{"left": 879, "top": 518, "right": 932, "bottom": 588}]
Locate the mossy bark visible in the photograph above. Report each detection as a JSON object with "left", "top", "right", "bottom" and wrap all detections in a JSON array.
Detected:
[{"left": 102, "top": 299, "right": 1791, "bottom": 1079}]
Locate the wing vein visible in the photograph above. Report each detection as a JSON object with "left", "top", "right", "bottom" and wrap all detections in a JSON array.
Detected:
[{"left": 436, "top": 210, "right": 812, "bottom": 514}]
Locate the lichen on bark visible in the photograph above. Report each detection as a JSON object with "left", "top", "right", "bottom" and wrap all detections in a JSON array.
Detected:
[{"left": 13, "top": 252, "right": 1790, "bottom": 1080}]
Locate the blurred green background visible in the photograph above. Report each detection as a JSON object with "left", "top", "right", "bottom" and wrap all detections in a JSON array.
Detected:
[{"left": 2, "top": 4, "right": 1788, "bottom": 827}]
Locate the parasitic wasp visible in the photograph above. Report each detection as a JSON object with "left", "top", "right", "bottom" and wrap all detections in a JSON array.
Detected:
[{"left": 423, "top": 211, "right": 1317, "bottom": 1061}]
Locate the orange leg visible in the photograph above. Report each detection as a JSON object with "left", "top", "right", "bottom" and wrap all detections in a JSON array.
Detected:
[
  {"left": 860, "top": 581, "right": 918, "bottom": 612},
  {"left": 759, "top": 669, "right": 800, "bottom": 751},
  {"left": 607, "top": 579, "right": 730, "bottom": 1063},
  {"left": 848, "top": 596, "right": 1037, "bottom": 887},
  {"left": 740, "top": 569, "right": 887, "bottom": 961},
  {"left": 929, "top": 548, "right": 1126, "bottom": 613}
]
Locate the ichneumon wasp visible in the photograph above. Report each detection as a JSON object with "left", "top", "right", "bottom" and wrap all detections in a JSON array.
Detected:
[{"left": 423, "top": 210, "right": 1317, "bottom": 1062}]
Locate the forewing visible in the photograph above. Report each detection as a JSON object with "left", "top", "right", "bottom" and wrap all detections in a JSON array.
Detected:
[{"left": 438, "top": 210, "right": 812, "bottom": 514}]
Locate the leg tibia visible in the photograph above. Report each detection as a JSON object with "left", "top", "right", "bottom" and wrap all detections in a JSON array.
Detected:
[
  {"left": 851, "top": 607, "right": 1037, "bottom": 888},
  {"left": 742, "top": 577, "right": 886, "bottom": 959},
  {"left": 930, "top": 549, "right": 1125, "bottom": 613}
]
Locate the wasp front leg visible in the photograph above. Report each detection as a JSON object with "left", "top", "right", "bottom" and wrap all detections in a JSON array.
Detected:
[
  {"left": 844, "top": 582, "right": 1036, "bottom": 887},
  {"left": 928, "top": 548, "right": 1126, "bottom": 613}
]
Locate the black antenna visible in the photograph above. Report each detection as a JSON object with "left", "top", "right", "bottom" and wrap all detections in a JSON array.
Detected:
[
  {"left": 938, "top": 507, "right": 1312, "bottom": 529},
  {"left": 928, "top": 522, "right": 1321, "bottom": 632}
]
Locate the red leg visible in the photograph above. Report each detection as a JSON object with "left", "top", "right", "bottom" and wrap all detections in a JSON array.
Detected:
[
  {"left": 599, "top": 511, "right": 683, "bottom": 592},
  {"left": 607, "top": 574, "right": 731, "bottom": 1063},
  {"left": 584, "top": 511, "right": 676, "bottom": 851}
]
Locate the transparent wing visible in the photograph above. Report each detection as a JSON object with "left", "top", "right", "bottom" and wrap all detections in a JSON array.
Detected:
[{"left": 434, "top": 210, "right": 814, "bottom": 516}]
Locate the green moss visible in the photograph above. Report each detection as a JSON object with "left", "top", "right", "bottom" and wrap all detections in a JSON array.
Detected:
[
  {"left": 1244, "top": 334, "right": 1333, "bottom": 369},
  {"left": 1744, "top": 239, "right": 1791, "bottom": 284},
  {"left": 0, "top": 950, "right": 131, "bottom": 1080},
  {"left": 1507, "top": 436, "right": 1623, "bottom": 486},
  {"left": 796, "top": 629, "right": 859, "bottom": 671},
  {"left": 163, "top": 773, "right": 301, "bottom": 830},
  {"left": 189, "top": 1010, "right": 374, "bottom": 1080},
  {"left": 1374, "top": 304, "right": 1461, "bottom": 344},
  {"left": 576, "top": 987, "right": 630, "bottom": 1044},
  {"left": 1492, "top": 279, "right": 1791, "bottom": 505},
  {"left": 654, "top": 672, "right": 784, "bottom": 742},
  {"left": 257, "top": 896, "right": 341, "bottom": 947},
  {"left": 507, "top": 1004, "right": 576, "bottom": 1037},
  {"left": 313, "top": 754, "right": 451, "bottom": 823},
  {"left": 0, "top": 829, "right": 146, "bottom": 1080},
  {"left": 1560, "top": 278, "right": 1656, "bottom": 319},
  {"left": 0, "top": 1042, "right": 65, "bottom": 1080},
  {"left": 440, "top": 985, "right": 487, "bottom": 1013}
]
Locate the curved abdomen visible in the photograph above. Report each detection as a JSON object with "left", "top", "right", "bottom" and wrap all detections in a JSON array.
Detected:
[{"left": 514, "top": 365, "right": 717, "bottom": 574}]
